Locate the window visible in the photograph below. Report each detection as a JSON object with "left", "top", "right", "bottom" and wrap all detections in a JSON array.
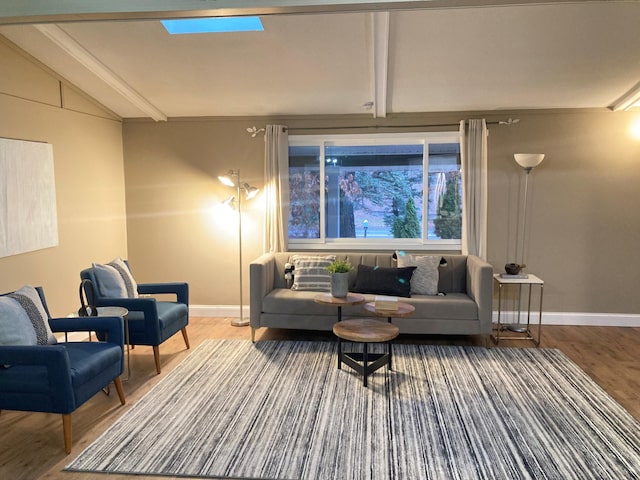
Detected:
[
  {"left": 288, "top": 132, "right": 462, "bottom": 250},
  {"left": 161, "top": 17, "right": 264, "bottom": 34}
]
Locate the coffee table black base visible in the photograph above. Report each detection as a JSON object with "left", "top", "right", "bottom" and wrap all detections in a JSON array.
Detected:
[{"left": 337, "top": 339, "right": 392, "bottom": 387}]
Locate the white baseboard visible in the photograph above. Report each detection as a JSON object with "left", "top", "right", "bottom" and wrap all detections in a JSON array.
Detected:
[
  {"left": 189, "top": 305, "right": 244, "bottom": 318},
  {"left": 492, "top": 311, "right": 640, "bottom": 327},
  {"left": 191, "top": 306, "right": 640, "bottom": 328}
]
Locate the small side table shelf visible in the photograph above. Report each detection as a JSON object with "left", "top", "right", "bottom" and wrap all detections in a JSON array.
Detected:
[
  {"left": 493, "top": 273, "right": 544, "bottom": 346},
  {"left": 314, "top": 292, "right": 365, "bottom": 322},
  {"left": 363, "top": 301, "right": 415, "bottom": 323}
]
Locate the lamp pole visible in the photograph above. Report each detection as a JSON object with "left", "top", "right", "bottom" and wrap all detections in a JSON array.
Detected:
[
  {"left": 233, "top": 169, "right": 249, "bottom": 327},
  {"left": 517, "top": 166, "right": 532, "bottom": 267}
]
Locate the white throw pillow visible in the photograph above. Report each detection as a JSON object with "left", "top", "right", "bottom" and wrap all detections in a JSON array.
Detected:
[
  {"left": 396, "top": 252, "right": 440, "bottom": 295},
  {"left": 290, "top": 255, "right": 336, "bottom": 292}
]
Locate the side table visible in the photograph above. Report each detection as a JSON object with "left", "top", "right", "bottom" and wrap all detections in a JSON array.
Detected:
[
  {"left": 363, "top": 301, "right": 415, "bottom": 323},
  {"left": 492, "top": 273, "right": 544, "bottom": 346},
  {"left": 314, "top": 292, "right": 365, "bottom": 322},
  {"left": 333, "top": 319, "right": 399, "bottom": 387},
  {"left": 96, "top": 307, "right": 130, "bottom": 380}
]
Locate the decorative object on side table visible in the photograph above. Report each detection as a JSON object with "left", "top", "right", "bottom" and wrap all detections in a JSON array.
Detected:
[{"left": 325, "top": 258, "right": 353, "bottom": 298}]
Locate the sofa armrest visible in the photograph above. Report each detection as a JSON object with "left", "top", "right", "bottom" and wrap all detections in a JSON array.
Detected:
[
  {"left": 466, "top": 255, "right": 494, "bottom": 335},
  {"left": 249, "top": 252, "right": 276, "bottom": 327}
]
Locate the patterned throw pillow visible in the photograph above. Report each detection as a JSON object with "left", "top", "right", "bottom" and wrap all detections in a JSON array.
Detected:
[
  {"left": 396, "top": 252, "right": 440, "bottom": 295},
  {"left": 93, "top": 257, "right": 139, "bottom": 298},
  {"left": 3, "top": 285, "right": 57, "bottom": 345},
  {"left": 290, "top": 255, "right": 336, "bottom": 292}
]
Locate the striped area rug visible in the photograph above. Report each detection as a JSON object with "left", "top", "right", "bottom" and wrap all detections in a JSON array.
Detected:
[{"left": 66, "top": 339, "right": 640, "bottom": 479}]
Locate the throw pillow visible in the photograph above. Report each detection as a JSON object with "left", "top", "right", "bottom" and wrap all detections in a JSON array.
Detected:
[
  {"left": 6, "top": 285, "right": 56, "bottom": 345},
  {"left": 351, "top": 264, "right": 417, "bottom": 298},
  {"left": 396, "top": 251, "right": 440, "bottom": 295},
  {"left": 109, "top": 257, "right": 139, "bottom": 298},
  {"left": 290, "top": 255, "right": 336, "bottom": 292},
  {"left": 93, "top": 257, "right": 139, "bottom": 298},
  {"left": 0, "top": 296, "right": 37, "bottom": 345}
]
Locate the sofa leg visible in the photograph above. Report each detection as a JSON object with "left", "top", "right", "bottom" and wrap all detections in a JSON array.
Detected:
[
  {"left": 483, "top": 334, "right": 492, "bottom": 349},
  {"left": 181, "top": 327, "right": 190, "bottom": 349},
  {"left": 251, "top": 327, "right": 256, "bottom": 343},
  {"left": 62, "top": 414, "right": 72, "bottom": 454},
  {"left": 114, "top": 377, "right": 126, "bottom": 405},
  {"left": 153, "top": 346, "right": 161, "bottom": 374}
]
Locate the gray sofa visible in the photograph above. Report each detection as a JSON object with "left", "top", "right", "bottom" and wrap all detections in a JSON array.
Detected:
[{"left": 249, "top": 252, "right": 493, "bottom": 345}]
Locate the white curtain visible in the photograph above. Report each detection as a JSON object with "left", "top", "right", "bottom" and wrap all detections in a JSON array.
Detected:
[
  {"left": 460, "top": 119, "right": 488, "bottom": 259},
  {"left": 263, "top": 124, "right": 289, "bottom": 253}
]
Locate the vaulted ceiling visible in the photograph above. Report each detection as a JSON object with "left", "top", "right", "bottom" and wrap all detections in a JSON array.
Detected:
[{"left": 1, "top": 1, "right": 639, "bottom": 120}]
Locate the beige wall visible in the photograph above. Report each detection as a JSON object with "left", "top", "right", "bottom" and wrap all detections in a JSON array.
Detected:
[
  {"left": 0, "top": 37, "right": 127, "bottom": 316},
  {"left": 124, "top": 111, "right": 640, "bottom": 315}
]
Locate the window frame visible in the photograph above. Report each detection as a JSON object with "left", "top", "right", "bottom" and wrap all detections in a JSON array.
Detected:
[{"left": 288, "top": 131, "right": 462, "bottom": 252}]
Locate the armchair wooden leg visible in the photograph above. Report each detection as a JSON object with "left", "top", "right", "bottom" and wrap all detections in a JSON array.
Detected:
[
  {"left": 114, "top": 377, "right": 126, "bottom": 405},
  {"left": 153, "top": 346, "right": 161, "bottom": 374},
  {"left": 181, "top": 327, "right": 190, "bottom": 349},
  {"left": 62, "top": 414, "right": 72, "bottom": 454}
]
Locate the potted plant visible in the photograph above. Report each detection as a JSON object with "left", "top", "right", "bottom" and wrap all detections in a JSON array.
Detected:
[{"left": 326, "top": 258, "right": 354, "bottom": 298}]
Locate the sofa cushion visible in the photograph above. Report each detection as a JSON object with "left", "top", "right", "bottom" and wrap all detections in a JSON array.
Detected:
[
  {"left": 408, "top": 293, "right": 478, "bottom": 320},
  {"left": 263, "top": 289, "right": 346, "bottom": 316},
  {"left": 290, "top": 255, "right": 336, "bottom": 292},
  {"left": 396, "top": 252, "right": 440, "bottom": 295},
  {"left": 351, "top": 265, "right": 417, "bottom": 298}
]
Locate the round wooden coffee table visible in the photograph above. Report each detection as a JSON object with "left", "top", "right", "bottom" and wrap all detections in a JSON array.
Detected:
[
  {"left": 314, "top": 292, "right": 365, "bottom": 322},
  {"left": 363, "top": 301, "right": 415, "bottom": 323},
  {"left": 333, "top": 318, "right": 399, "bottom": 387}
]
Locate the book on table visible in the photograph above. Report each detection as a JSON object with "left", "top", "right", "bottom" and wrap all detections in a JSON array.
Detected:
[
  {"left": 499, "top": 273, "right": 529, "bottom": 279},
  {"left": 375, "top": 295, "right": 399, "bottom": 311}
]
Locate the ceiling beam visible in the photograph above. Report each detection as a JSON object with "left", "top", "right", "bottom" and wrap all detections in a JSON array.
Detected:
[
  {"left": 33, "top": 24, "right": 167, "bottom": 121},
  {"left": 611, "top": 81, "right": 640, "bottom": 111},
  {"left": 371, "top": 12, "right": 390, "bottom": 118},
  {"left": 0, "top": 1, "right": 618, "bottom": 25}
]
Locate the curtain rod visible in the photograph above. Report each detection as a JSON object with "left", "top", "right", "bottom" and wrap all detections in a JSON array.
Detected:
[{"left": 286, "top": 118, "right": 517, "bottom": 132}]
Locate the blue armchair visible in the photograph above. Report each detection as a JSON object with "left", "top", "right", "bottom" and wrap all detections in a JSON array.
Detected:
[
  {"left": 80, "top": 260, "right": 190, "bottom": 374},
  {"left": 0, "top": 287, "right": 125, "bottom": 454}
]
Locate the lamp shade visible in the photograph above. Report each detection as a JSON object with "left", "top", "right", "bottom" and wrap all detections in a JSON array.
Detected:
[
  {"left": 514, "top": 153, "right": 545, "bottom": 169},
  {"left": 218, "top": 174, "right": 235, "bottom": 187},
  {"left": 243, "top": 183, "right": 259, "bottom": 200}
]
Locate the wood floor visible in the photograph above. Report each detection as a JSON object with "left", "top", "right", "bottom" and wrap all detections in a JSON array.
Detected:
[{"left": 1, "top": 318, "right": 639, "bottom": 480}]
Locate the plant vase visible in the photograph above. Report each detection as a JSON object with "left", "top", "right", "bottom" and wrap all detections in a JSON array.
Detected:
[{"left": 330, "top": 272, "right": 349, "bottom": 298}]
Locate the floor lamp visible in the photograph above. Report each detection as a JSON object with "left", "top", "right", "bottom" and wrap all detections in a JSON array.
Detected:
[
  {"left": 509, "top": 153, "right": 545, "bottom": 332},
  {"left": 218, "top": 169, "right": 259, "bottom": 327}
]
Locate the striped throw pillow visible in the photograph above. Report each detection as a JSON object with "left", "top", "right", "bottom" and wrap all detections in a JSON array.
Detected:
[{"left": 290, "top": 255, "right": 336, "bottom": 292}]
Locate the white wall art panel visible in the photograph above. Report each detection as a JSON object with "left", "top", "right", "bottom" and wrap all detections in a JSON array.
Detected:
[{"left": 0, "top": 138, "right": 58, "bottom": 258}]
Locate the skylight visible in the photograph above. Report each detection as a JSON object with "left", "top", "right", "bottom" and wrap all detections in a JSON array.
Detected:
[{"left": 161, "top": 17, "right": 264, "bottom": 35}]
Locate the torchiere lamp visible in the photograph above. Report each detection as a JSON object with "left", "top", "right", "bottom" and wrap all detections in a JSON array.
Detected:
[
  {"left": 218, "top": 169, "right": 259, "bottom": 327},
  {"left": 507, "top": 153, "right": 544, "bottom": 332}
]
